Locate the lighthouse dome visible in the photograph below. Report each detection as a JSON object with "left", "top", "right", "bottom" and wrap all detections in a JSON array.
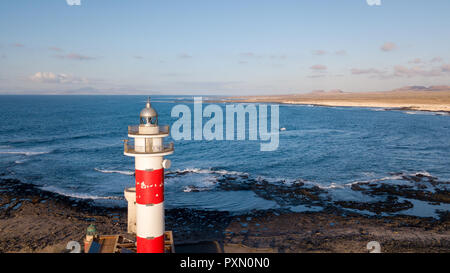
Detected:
[{"left": 140, "top": 97, "right": 158, "bottom": 126}]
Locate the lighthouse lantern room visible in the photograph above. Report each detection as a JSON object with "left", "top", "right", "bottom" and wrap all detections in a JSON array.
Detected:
[{"left": 123, "top": 98, "right": 174, "bottom": 253}]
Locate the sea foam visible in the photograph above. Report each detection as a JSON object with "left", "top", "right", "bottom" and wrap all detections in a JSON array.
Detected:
[{"left": 94, "top": 168, "right": 134, "bottom": 176}]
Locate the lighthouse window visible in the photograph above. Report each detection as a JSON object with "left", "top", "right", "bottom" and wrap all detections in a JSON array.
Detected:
[{"left": 140, "top": 117, "right": 158, "bottom": 125}]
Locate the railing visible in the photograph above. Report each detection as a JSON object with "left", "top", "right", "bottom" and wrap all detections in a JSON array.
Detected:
[
  {"left": 128, "top": 125, "right": 170, "bottom": 135},
  {"left": 124, "top": 140, "right": 174, "bottom": 154}
]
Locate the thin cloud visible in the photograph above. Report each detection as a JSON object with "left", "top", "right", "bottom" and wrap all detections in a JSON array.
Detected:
[
  {"left": 238, "top": 52, "right": 286, "bottom": 61},
  {"left": 352, "top": 64, "right": 450, "bottom": 79},
  {"left": 312, "top": 50, "right": 327, "bottom": 56},
  {"left": 269, "top": 54, "right": 287, "bottom": 59},
  {"left": 380, "top": 42, "right": 397, "bottom": 52},
  {"left": 351, "top": 68, "right": 384, "bottom": 75},
  {"left": 392, "top": 65, "right": 449, "bottom": 78},
  {"left": 55, "top": 53, "right": 96, "bottom": 60},
  {"left": 134, "top": 55, "right": 144, "bottom": 60},
  {"left": 430, "top": 57, "right": 443, "bottom": 63},
  {"left": 335, "top": 50, "right": 347, "bottom": 55},
  {"left": 160, "top": 72, "right": 187, "bottom": 77},
  {"left": 240, "top": 52, "right": 257, "bottom": 57},
  {"left": 178, "top": 53, "right": 193, "bottom": 59},
  {"left": 442, "top": 64, "right": 450, "bottom": 72},
  {"left": 49, "top": 47, "right": 62, "bottom": 52},
  {"left": 310, "top": 64, "right": 327, "bottom": 71},
  {"left": 308, "top": 64, "right": 328, "bottom": 78},
  {"left": 307, "top": 74, "right": 326, "bottom": 78},
  {"left": 409, "top": 58, "right": 422, "bottom": 64},
  {"left": 238, "top": 52, "right": 286, "bottom": 65},
  {"left": 29, "top": 72, "right": 88, "bottom": 84},
  {"left": 174, "top": 80, "right": 242, "bottom": 90},
  {"left": 12, "top": 43, "right": 24, "bottom": 48}
]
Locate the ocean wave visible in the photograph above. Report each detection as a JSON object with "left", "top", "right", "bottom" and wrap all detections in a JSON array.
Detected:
[
  {"left": 168, "top": 168, "right": 350, "bottom": 190},
  {"left": 0, "top": 150, "right": 51, "bottom": 156},
  {"left": 413, "top": 171, "right": 433, "bottom": 177},
  {"left": 345, "top": 175, "right": 403, "bottom": 186},
  {"left": 166, "top": 168, "right": 249, "bottom": 177},
  {"left": 434, "top": 112, "right": 450, "bottom": 116},
  {"left": 2, "top": 132, "right": 117, "bottom": 146},
  {"left": 167, "top": 167, "right": 349, "bottom": 192},
  {"left": 94, "top": 168, "right": 134, "bottom": 176},
  {"left": 182, "top": 185, "right": 214, "bottom": 192},
  {"left": 345, "top": 171, "right": 435, "bottom": 187},
  {"left": 370, "top": 108, "right": 386, "bottom": 112},
  {"left": 40, "top": 185, "right": 124, "bottom": 200},
  {"left": 403, "top": 111, "right": 437, "bottom": 116},
  {"left": 404, "top": 111, "right": 421, "bottom": 115},
  {"left": 314, "top": 182, "right": 345, "bottom": 190},
  {"left": 168, "top": 168, "right": 440, "bottom": 192},
  {"left": 14, "top": 160, "right": 27, "bottom": 164}
]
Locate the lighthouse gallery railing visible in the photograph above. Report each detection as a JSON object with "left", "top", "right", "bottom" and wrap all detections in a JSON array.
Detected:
[
  {"left": 124, "top": 141, "right": 174, "bottom": 154},
  {"left": 128, "top": 125, "right": 170, "bottom": 135}
]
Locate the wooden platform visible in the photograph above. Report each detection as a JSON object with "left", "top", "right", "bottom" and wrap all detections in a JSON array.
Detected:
[{"left": 86, "top": 231, "right": 175, "bottom": 253}]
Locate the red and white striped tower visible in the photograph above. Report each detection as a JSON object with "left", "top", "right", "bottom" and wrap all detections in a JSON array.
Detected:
[{"left": 124, "top": 98, "right": 174, "bottom": 253}]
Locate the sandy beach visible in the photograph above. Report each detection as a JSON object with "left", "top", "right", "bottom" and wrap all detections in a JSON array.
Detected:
[
  {"left": 1, "top": 175, "right": 448, "bottom": 253},
  {"left": 218, "top": 86, "right": 450, "bottom": 113}
]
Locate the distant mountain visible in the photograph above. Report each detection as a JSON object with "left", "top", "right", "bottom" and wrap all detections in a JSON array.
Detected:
[
  {"left": 310, "top": 89, "right": 345, "bottom": 94},
  {"left": 328, "top": 89, "right": 344, "bottom": 94},
  {"left": 393, "top": 85, "right": 450, "bottom": 92}
]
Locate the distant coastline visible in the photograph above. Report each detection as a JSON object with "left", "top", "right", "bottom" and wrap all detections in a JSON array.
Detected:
[{"left": 215, "top": 86, "right": 450, "bottom": 113}]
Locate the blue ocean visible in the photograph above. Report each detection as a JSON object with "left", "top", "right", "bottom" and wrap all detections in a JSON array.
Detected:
[{"left": 0, "top": 95, "right": 449, "bottom": 217}]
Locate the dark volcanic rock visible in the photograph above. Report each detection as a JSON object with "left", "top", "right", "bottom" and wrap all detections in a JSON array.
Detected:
[{"left": 335, "top": 196, "right": 414, "bottom": 214}]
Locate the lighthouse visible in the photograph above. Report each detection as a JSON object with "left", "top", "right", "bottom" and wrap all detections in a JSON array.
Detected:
[{"left": 124, "top": 98, "right": 174, "bottom": 253}]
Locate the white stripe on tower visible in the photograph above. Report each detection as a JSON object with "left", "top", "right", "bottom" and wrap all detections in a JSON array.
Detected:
[{"left": 136, "top": 203, "right": 164, "bottom": 238}]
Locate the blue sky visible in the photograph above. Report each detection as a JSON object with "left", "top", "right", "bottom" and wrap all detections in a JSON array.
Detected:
[{"left": 0, "top": 0, "right": 449, "bottom": 95}]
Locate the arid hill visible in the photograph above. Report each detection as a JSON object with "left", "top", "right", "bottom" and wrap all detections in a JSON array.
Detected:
[{"left": 223, "top": 86, "right": 450, "bottom": 112}]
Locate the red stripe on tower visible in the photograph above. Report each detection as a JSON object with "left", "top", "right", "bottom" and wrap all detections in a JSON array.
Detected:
[
  {"left": 135, "top": 169, "right": 164, "bottom": 204},
  {"left": 136, "top": 235, "right": 165, "bottom": 253}
]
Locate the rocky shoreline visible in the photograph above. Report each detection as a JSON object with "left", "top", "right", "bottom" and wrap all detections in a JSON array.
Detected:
[{"left": 0, "top": 177, "right": 449, "bottom": 253}]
